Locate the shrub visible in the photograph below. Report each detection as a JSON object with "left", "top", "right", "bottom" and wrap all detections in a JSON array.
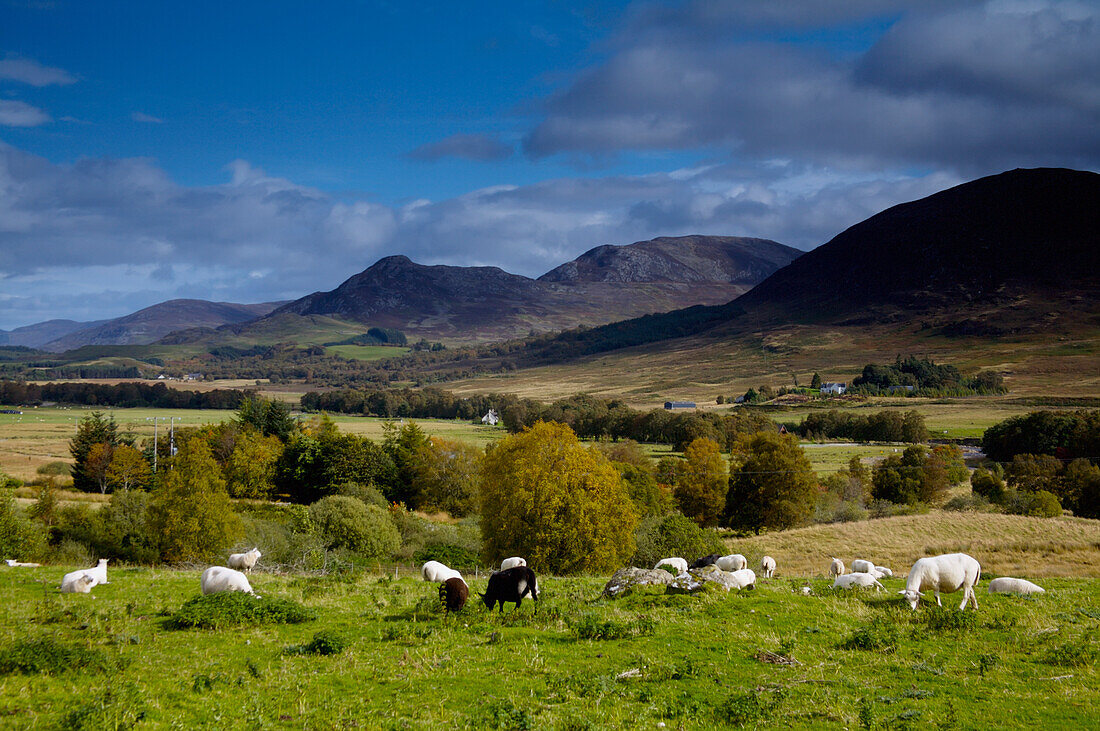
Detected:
[
  {"left": 168, "top": 592, "right": 316, "bottom": 629},
  {"left": 0, "top": 637, "right": 113, "bottom": 675},
  {"left": 840, "top": 616, "right": 899, "bottom": 652},
  {"left": 569, "top": 614, "right": 656, "bottom": 640},
  {"left": 413, "top": 543, "right": 479, "bottom": 568},
  {"left": 921, "top": 606, "right": 979, "bottom": 633},
  {"left": 632, "top": 513, "right": 724, "bottom": 569},
  {"left": 944, "top": 493, "right": 994, "bottom": 512},
  {"left": 308, "top": 495, "right": 400, "bottom": 558},
  {"left": 970, "top": 467, "right": 1006, "bottom": 504},
  {"left": 0, "top": 488, "right": 47, "bottom": 561},
  {"left": 1007, "top": 489, "right": 1062, "bottom": 518},
  {"left": 36, "top": 461, "right": 72, "bottom": 477},
  {"left": 284, "top": 630, "right": 351, "bottom": 656},
  {"left": 717, "top": 688, "right": 787, "bottom": 726}
]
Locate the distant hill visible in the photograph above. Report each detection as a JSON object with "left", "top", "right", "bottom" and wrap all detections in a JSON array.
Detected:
[
  {"left": 0, "top": 319, "right": 105, "bottom": 349},
  {"left": 257, "top": 236, "right": 802, "bottom": 342},
  {"left": 420, "top": 167, "right": 1100, "bottom": 370},
  {"left": 538, "top": 235, "right": 800, "bottom": 284},
  {"left": 41, "top": 299, "right": 284, "bottom": 352}
]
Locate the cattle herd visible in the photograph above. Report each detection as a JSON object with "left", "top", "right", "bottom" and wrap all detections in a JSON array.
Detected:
[{"left": 8, "top": 547, "right": 1046, "bottom": 611}]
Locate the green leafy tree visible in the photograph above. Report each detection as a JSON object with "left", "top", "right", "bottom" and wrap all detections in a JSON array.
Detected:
[
  {"left": 1005, "top": 454, "right": 1063, "bottom": 495},
  {"left": 84, "top": 442, "right": 114, "bottom": 494},
  {"left": 931, "top": 444, "right": 968, "bottom": 485},
  {"left": 224, "top": 429, "right": 282, "bottom": 499},
  {"left": 408, "top": 437, "right": 482, "bottom": 517},
  {"left": 150, "top": 438, "right": 241, "bottom": 563},
  {"left": 0, "top": 489, "right": 46, "bottom": 560},
  {"left": 632, "top": 513, "right": 724, "bottom": 568},
  {"left": 617, "top": 463, "right": 674, "bottom": 518},
  {"left": 275, "top": 422, "right": 397, "bottom": 504},
  {"left": 236, "top": 396, "right": 298, "bottom": 441},
  {"left": 106, "top": 444, "right": 151, "bottom": 492},
  {"left": 479, "top": 421, "right": 637, "bottom": 574},
  {"left": 308, "top": 495, "right": 400, "bottom": 557},
  {"left": 970, "top": 467, "right": 1007, "bottom": 504},
  {"left": 383, "top": 421, "right": 432, "bottom": 508},
  {"left": 871, "top": 445, "right": 949, "bottom": 505},
  {"left": 673, "top": 438, "right": 728, "bottom": 528},
  {"left": 725, "top": 432, "right": 818, "bottom": 533},
  {"left": 1063, "top": 459, "right": 1100, "bottom": 519},
  {"left": 810, "top": 372, "right": 822, "bottom": 390},
  {"left": 69, "top": 412, "right": 133, "bottom": 493}
]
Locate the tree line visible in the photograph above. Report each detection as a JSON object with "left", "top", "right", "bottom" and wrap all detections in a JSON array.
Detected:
[{"left": 0, "top": 380, "right": 248, "bottom": 410}]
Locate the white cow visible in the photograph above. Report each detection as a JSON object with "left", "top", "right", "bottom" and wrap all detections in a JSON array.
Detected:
[
  {"left": 500, "top": 557, "right": 527, "bottom": 570},
  {"left": 900, "top": 553, "right": 982, "bottom": 610},
  {"left": 829, "top": 558, "right": 845, "bottom": 577},
  {"left": 654, "top": 557, "right": 688, "bottom": 575},
  {"left": 760, "top": 556, "right": 776, "bottom": 578},
  {"left": 228, "top": 548, "right": 262, "bottom": 573},
  {"left": 833, "top": 573, "right": 884, "bottom": 590},
  {"left": 988, "top": 577, "right": 1045, "bottom": 595},
  {"left": 201, "top": 566, "right": 255, "bottom": 595},
  {"left": 716, "top": 554, "right": 747, "bottom": 572}
]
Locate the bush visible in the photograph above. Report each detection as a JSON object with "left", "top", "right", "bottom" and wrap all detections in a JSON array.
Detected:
[
  {"left": 1007, "top": 489, "right": 1062, "bottom": 518},
  {"left": 168, "top": 592, "right": 316, "bottom": 630},
  {"left": 308, "top": 495, "right": 400, "bottom": 558},
  {"left": 413, "top": 543, "right": 479, "bottom": 568},
  {"left": 840, "top": 616, "right": 900, "bottom": 652},
  {"left": 0, "top": 488, "right": 47, "bottom": 561},
  {"left": 921, "top": 606, "right": 979, "bottom": 633},
  {"left": 632, "top": 513, "right": 724, "bottom": 569},
  {"left": 36, "top": 461, "right": 72, "bottom": 477},
  {"left": 569, "top": 614, "right": 656, "bottom": 640},
  {"left": 717, "top": 688, "right": 787, "bottom": 726},
  {"left": 971, "top": 468, "right": 1006, "bottom": 504},
  {"left": 284, "top": 630, "right": 351, "bottom": 656},
  {"left": 943, "top": 493, "right": 994, "bottom": 512},
  {"left": 0, "top": 637, "right": 113, "bottom": 675}
]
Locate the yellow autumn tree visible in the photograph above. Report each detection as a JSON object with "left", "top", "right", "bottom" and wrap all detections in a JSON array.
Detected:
[
  {"left": 673, "top": 437, "right": 728, "bottom": 527},
  {"left": 479, "top": 421, "right": 637, "bottom": 575},
  {"left": 150, "top": 437, "right": 241, "bottom": 563}
]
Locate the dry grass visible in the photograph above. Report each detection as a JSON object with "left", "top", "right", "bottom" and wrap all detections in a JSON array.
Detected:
[{"left": 723, "top": 512, "right": 1100, "bottom": 579}]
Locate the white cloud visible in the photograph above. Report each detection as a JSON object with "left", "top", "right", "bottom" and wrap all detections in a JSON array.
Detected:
[
  {"left": 0, "top": 140, "right": 967, "bottom": 329},
  {"left": 0, "top": 55, "right": 76, "bottom": 86},
  {"left": 0, "top": 99, "right": 50, "bottom": 127},
  {"left": 131, "top": 111, "right": 165, "bottom": 124}
]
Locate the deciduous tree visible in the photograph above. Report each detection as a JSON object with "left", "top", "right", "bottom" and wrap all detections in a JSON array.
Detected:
[
  {"left": 725, "top": 432, "right": 818, "bottom": 533},
  {"left": 673, "top": 438, "right": 727, "bottom": 527},
  {"left": 479, "top": 421, "right": 637, "bottom": 574}
]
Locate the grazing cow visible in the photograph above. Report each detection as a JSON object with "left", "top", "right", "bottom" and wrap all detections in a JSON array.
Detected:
[
  {"left": 480, "top": 567, "right": 539, "bottom": 613},
  {"left": 439, "top": 576, "right": 469, "bottom": 611},
  {"left": 900, "top": 553, "right": 981, "bottom": 610}
]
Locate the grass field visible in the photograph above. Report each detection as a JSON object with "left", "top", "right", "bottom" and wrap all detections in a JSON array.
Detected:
[
  {"left": 0, "top": 558, "right": 1095, "bottom": 729},
  {"left": 324, "top": 344, "right": 411, "bottom": 361}
]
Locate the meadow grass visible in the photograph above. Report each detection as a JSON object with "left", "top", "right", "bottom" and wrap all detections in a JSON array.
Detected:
[
  {"left": 0, "top": 563, "right": 1095, "bottom": 728},
  {"left": 324, "top": 344, "right": 410, "bottom": 361}
]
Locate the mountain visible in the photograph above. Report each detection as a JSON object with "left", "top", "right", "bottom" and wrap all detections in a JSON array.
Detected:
[
  {"left": 265, "top": 236, "right": 801, "bottom": 342},
  {"left": 0, "top": 319, "right": 105, "bottom": 349},
  {"left": 422, "top": 167, "right": 1100, "bottom": 373},
  {"left": 732, "top": 167, "right": 1099, "bottom": 321},
  {"left": 41, "top": 299, "right": 285, "bottom": 352},
  {"left": 538, "top": 236, "right": 801, "bottom": 284}
]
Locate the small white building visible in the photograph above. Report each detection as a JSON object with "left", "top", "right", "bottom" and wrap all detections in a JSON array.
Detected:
[
  {"left": 820, "top": 382, "right": 847, "bottom": 395},
  {"left": 481, "top": 409, "right": 500, "bottom": 426}
]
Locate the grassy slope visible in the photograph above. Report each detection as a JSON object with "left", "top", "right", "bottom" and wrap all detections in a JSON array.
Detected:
[
  {"left": 724, "top": 512, "right": 1100, "bottom": 578},
  {"left": 0, "top": 565, "right": 1095, "bottom": 728}
]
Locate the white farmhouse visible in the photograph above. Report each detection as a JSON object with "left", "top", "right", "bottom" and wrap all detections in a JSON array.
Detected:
[
  {"left": 820, "top": 382, "right": 847, "bottom": 395},
  {"left": 481, "top": 409, "right": 500, "bottom": 426}
]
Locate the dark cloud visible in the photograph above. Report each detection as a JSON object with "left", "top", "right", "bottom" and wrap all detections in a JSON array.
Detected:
[
  {"left": 525, "top": 1, "right": 1100, "bottom": 173},
  {"left": 407, "top": 133, "right": 514, "bottom": 162}
]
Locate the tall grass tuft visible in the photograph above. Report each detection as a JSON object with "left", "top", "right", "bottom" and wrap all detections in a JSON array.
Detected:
[
  {"left": 0, "top": 636, "right": 113, "bottom": 675},
  {"left": 167, "top": 592, "right": 315, "bottom": 630}
]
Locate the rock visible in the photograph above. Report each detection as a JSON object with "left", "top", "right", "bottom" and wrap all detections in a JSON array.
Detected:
[
  {"left": 602, "top": 567, "right": 676, "bottom": 598},
  {"left": 689, "top": 564, "right": 741, "bottom": 592},
  {"left": 665, "top": 574, "right": 707, "bottom": 595}
]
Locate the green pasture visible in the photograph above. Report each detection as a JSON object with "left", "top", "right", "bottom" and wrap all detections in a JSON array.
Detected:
[
  {"left": 324, "top": 344, "right": 410, "bottom": 361},
  {"left": 0, "top": 566, "right": 1095, "bottom": 728}
]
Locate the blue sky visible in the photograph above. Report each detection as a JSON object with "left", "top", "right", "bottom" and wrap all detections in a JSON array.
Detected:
[{"left": 1, "top": 0, "right": 1098, "bottom": 330}]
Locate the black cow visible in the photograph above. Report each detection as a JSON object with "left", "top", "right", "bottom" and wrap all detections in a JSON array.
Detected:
[
  {"left": 690, "top": 553, "right": 721, "bottom": 569},
  {"left": 480, "top": 566, "right": 539, "bottom": 613},
  {"left": 439, "top": 577, "right": 469, "bottom": 612}
]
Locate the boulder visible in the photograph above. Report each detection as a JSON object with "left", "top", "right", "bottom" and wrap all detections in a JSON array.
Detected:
[
  {"left": 665, "top": 573, "right": 707, "bottom": 595},
  {"left": 602, "top": 567, "right": 676, "bottom": 598},
  {"left": 689, "top": 564, "right": 742, "bottom": 592}
]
